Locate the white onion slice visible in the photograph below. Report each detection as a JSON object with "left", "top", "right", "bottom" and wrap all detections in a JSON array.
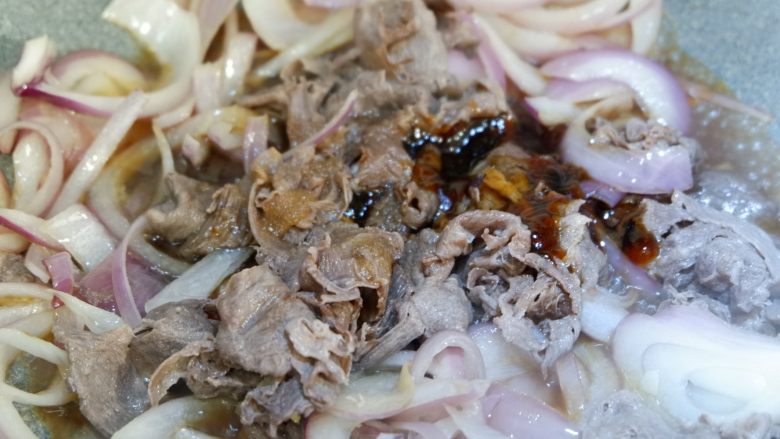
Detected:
[
  {"left": 50, "top": 91, "right": 145, "bottom": 214},
  {"left": 470, "top": 14, "right": 546, "bottom": 95},
  {"left": 555, "top": 352, "right": 587, "bottom": 416},
  {"left": 452, "top": 0, "right": 548, "bottom": 13},
  {"left": 485, "top": 15, "right": 586, "bottom": 61},
  {"left": 23, "top": 244, "right": 53, "bottom": 283},
  {"left": 0, "top": 208, "right": 63, "bottom": 250},
  {"left": 612, "top": 305, "right": 780, "bottom": 426},
  {"left": 88, "top": 139, "right": 191, "bottom": 275},
  {"left": 0, "top": 398, "right": 38, "bottom": 439},
  {"left": 579, "top": 294, "right": 628, "bottom": 342},
  {"left": 411, "top": 330, "right": 486, "bottom": 382},
  {"left": 192, "top": 0, "right": 240, "bottom": 52},
  {"left": 545, "top": 78, "right": 632, "bottom": 103},
  {"left": 506, "top": 0, "right": 629, "bottom": 35},
  {"left": 144, "top": 247, "right": 253, "bottom": 312},
  {"left": 49, "top": 49, "right": 145, "bottom": 95},
  {"left": 243, "top": 0, "right": 335, "bottom": 51},
  {"left": 467, "top": 323, "right": 536, "bottom": 382},
  {"left": 18, "top": 0, "right": 199, "bottom": 117},
  {"left": 483, "top": 385, "right": 579, "bottom": 438},
  {"left": 12, "top": 132, "right": 48, "bottom": 211},
  {"left": 329, "top": 367, "right": 415, "bottom": 421},
  {"left": 40, "top": 204, "right": 116, "bottom": 271},
  {"left": 253, "top": 8, "right": 354, "bottom": 79},
  {"left": 11, "top": 36, "right": 56, "bottom": 92},
  {"left": 112, "top": 216, "right": 148, "bottom": 327},
  {"left": 0, "top": 121, "right": 64, "bottom": 215},
  {"left": 541, "top": 49, "right": 691, "bottom": 132},
  {"left": 113, "top": 397, "right": 233, "bottom": 439},
  {"left": 243, "top": 115, "right": 269, "bottom": 174},
  {"left": 630, "top": 0, "right": 662, "bottom": 54},
  {"left": 305, "top": 413, "right": 360, "bottom": 439}
]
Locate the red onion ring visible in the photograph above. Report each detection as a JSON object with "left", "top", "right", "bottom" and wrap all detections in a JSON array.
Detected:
[
  {"left": 0, "top": 73, "right": 21, "bottom": 154},
  {"left": 50, "top": 91, "right": 146, "bottom": 214},
  {"left": 560, "top": 95, "right": 694, "bottom": 194},
  {"left": 43, "top": 252, "right": 76, "bottom": 294},
  {"left": 541, "top": 49, "right": 691, "bottom": 133},
  {"left": 0, "top": 209, "right": 64, "bottom": 250},
  {"left": 410, "top": 330, "right": 486, "bottom": 382},
  {"left": 49, "top": 49, "right": 145, "bottom": 94},
  {"left": 0, "top": 121, "right": 64, "bottom": 216},
  {"left": 11, "top": 36, "right": 56, "bottom": 93},
  {"left": 111, "top": 216, "right": 148, "bottom": 327}
]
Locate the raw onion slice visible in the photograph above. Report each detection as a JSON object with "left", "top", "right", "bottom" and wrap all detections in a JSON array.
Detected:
[
  {"left": 599, "top": 233, "right": 662, "bottom": 296},
  {"left": 17, "top": 0, "right": 200, "bottom": 117},
  {"left": 410, "top": 330, "right": 486, "bottom": 382},
  {"left": 144, "top": 247, "right": 253, "bottom": 312},
  {"left": 40, "top": 204, "right": 116, "bottom": 271},
  {"left": 506, "top": 0, "right": 629, "bottom": 35},
  {"left": 113, "top": 397, "right": 235, "bottom": 439},
  {"left": 243, "top": 0, "right": 338, "bottom": 51},
  {"left": 0, "top": 208, "right": 63, "bottom": 250},
  {"left": 483, "top": 385, "right": 579, "bottom": 438},
  {"left": 23, "top": 244, "right": 53, "bottom": 283},
  {"left": 0, "top": 121, "right": 64, "bottom": 216},
  {"left": 43, "top": 252, "right": 76, "bottom": 294},
  {"left": 49, "top": 49, "right": 145, "bottom": 95},
  {"left": 541, "top": 49, "right": 691, "bottom": 132},
  {"left": 560, "top": 94, "right": 693, "bottom": 194},
  {"left": 253, "top": 8, "right": 354, "bottom": 80},
  {"left": 51, "top": 91, "right": 145, "bottom": 214},
  {"left": 112, "top": 216, "right": 148, "bottom": 327},
  {"left": 470, "top": 14, "right": 546, "bottom": 95},
  {"left": 88, "top": 139, "right": 191, "bottom": 276},
  {"left": 11, "top": 36, "right": 56, "bottom": 92},
  {"left": 297, "top": 90, "right": 358, "bottom": 150}
]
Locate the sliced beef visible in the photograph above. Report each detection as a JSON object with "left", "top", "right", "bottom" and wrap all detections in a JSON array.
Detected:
[
  {"left": 0, "top": 251, "right": 34, "bottom": 282},
  {"left": 147, "top": 337, "right": 262, "bottom": 405},
  {"left": 214, "top": 264, "right": 353, "bottom": 434},
  {"left": 592, "top": 117, "right": 700, "bottom": 163},
  {"left": 129, "top": 300, "right": 216, "bottom": 378},
  {"left": 642, "top": 192, "right": 780, "bottom": 323},
  {"left": 55, "top": 318, "right": 148, "bottom": 437},
  {"left": 354, "top": 0, "right": 448, "bottom": 83},
  {"left": 240, "top": 378, "right": 312, "bottom": 437},
  {"left": 300, "top": 223, "right": 404, "bottom": 328},
  {"left": 147, "top": 173, "right": 253, "bottom": 261},
  {"left": 215, "top": 265, "right": 314, "bottom": 377},
  {"left": 429, "top": 210, "right": 582, "bottom": 369}
]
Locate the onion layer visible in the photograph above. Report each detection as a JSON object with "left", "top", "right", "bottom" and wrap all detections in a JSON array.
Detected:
[{"left": 541, "top": 49, "right": 691, "bottom": 133}]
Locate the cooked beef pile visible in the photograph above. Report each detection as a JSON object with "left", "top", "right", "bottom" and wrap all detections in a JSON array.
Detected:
[{"left": 44, "top": 0, "right": 779, "bottom": 437}]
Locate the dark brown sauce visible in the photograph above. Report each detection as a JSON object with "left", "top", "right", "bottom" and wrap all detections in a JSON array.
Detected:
[{"left": 580, "top": 197, "right": 660, "bottom": 267}]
